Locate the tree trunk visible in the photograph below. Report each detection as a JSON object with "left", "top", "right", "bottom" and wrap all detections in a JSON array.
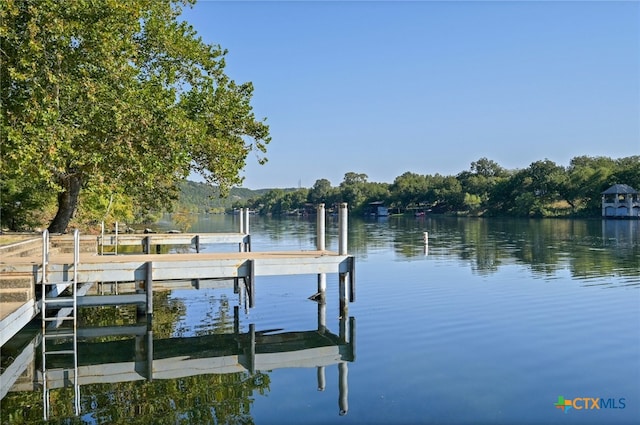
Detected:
[{"left": 48, "top": 174, "right": 82, "bottom": 233}]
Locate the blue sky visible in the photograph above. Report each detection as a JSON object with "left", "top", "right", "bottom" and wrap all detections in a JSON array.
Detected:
[{"left": 180, "top": 0, "right": 640, "bottom": 189}]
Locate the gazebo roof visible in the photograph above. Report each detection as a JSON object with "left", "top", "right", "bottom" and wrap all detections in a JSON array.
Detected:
[{"left": 601, "top": 184, "right": 638, "bottom": 195}]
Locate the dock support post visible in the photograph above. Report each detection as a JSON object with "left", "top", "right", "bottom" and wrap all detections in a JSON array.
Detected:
[
  {"left": 244, "top": 208, "right": 250, "bottom": 236},
  {"left": 248, "top": 323, "right": 256, "bottom": 374},
  {"left": 146, "top": 262, "right": 153, "bottom": 318},
  {"left": 146, "top": 325, "right": 154, "bottom": 382},
  {"left": 317, "top": 298, "right": 326, "bottom": 334},
  {"left": 315, "top": 203, "right": 327, "bottom": 300},
  {"left": 133, "top": 322, "right": 153, "bottom": 381},
  {"left": 195, "top": 235, "right": 200, "bottom": 253},
  {"left": 143, "top": 236, "right": 151, "bottom": 254},
  {"left": 339, "top": 203, "right": 348, "bottom": 255},
  {"left": 238, "top": 208, "right": 245, "bottom": 252},
  {"left": 349, "top": 317, "right": 356, "bottom": 360},
  {"left": 317, "top": 273, "right": 326, "bottom": 301},
  {"left": 338, "top": 203, "right": 349, "bottom": 316},
  {"left": 317, "top": 203, "right": 325, "bottom": 251},
  {"left": 317, "top": 366, "right": 326, "bottom": 391},
  {"left": 233, "top": 306, "right": 239, "bottom": 335},
  {"left": 339, "top": 272, "right": 348, "bottom": 317},
  {"left": 339, "top": 362, "right": 349, "bottom": 416},
  {"left": 423, "top": 231, "right": 429, "bottom": 256},
  {"left": 245, "top": 260, "right": 255, "bottom": 308},
  {"left": 348, "top": 257, "right": 355, "bottom": 302}
]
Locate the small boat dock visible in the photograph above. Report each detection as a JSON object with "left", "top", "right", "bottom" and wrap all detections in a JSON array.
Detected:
[{"left": 1, "top": 204, "right": 355, "bottom": 347}]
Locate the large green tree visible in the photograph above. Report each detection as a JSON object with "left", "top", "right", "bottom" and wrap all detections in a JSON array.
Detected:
[
  {"left": 1, "top": 0, "right": 270, "bottom": 232},
  {"left": 339, "top": 172, "right": 369, "bottom": 211}
]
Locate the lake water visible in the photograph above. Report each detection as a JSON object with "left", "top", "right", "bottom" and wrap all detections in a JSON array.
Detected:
[{"left": 1, "top": 215, "right": 639, "bottom": 424}]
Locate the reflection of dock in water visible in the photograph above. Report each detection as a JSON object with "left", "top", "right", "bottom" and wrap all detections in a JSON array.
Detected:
[
  {"left": 36, "top": 320, "right": 355, "bottom": 385},
  {"left": 2, "top": 309, "right": 355, "bottom": 418}
]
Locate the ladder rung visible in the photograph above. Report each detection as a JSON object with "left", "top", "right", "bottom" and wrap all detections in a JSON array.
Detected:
[
  {"left": 43, "top": 316, "right": 75, "bottom": 322},
  {"left": 43, "top": 298, "right": 75, "bottom": 304},
  {"left": 44, "top": 332, "right": 75, "bottom": 338},
  {"left": 44, "top": 350, "right": 75, "bottom": 355}
]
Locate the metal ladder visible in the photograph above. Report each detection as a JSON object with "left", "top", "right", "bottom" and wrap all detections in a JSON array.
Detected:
[{"left": 41, "top": 229, "right": 81, "bottom": 420}]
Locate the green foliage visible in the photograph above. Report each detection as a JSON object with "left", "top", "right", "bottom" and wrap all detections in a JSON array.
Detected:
[
  {"left": 0, "top": 169, "right": 54, "bottom": 230},
  {"left": 177, "top": 180, "right": 272, "bottom": 213},
  {"left": 308, "top": 178, "right": 333, "bottom": 205},
  {"left": 1, "top": 0, "right": 270, "bottom": 233},
  {"left": 463, "top": 193, "right": 482, "bottom": 212},
  {"left": 244, "top": 187, "right": 310, "bottom": 216}
]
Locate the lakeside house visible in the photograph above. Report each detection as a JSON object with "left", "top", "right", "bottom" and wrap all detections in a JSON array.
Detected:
[
  {"left": 365, "top": 201, "right": 389, "bottom": 217},
  {"left": 601, "top": 184, "right": 640, "bottom": 218}
]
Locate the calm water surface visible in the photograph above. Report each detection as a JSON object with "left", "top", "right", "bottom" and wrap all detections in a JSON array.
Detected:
[{"left": 2, "top": 215, "right": 639, "bottom": 424}]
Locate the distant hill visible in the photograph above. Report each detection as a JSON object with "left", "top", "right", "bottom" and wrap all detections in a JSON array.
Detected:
[{"left": 177, "top": 180, "right": 284, "bottom": 213}]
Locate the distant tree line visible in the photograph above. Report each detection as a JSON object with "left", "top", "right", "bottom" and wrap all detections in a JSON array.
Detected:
[
  {"left": 3, "top": 156, "right": 637, "bottom": 231},
  {"left": 235, "top": 156, "right": 640, "bottom": 217}
]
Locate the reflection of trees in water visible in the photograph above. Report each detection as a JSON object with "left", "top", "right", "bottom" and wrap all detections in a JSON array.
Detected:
[
  {"left": 1, "top": 293, "right": 270, "bottom": 424},
  {"left": 85, "top": 372, "right": 268, "bottom": 424},
  {"left": 2, "top": 372, "right": 269, "bottom": 424},
  {"left": 245, "top": 214, "right": 638, "bottom": 282},
  {"left": 345, "top": 216, "right": 638, "bottom": 281},
  {"left": 78, "top": 292, "right": 187, "bottom": 340},
  {"left": 170, "top": 214, "right": 638, "bottom": 281}
]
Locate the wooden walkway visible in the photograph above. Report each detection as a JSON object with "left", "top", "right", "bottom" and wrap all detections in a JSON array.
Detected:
[{"left": 2, "top": 249, "right": 351, "bottom": 283}]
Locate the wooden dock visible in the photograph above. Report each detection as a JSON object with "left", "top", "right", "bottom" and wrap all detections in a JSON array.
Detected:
[{"left": 1, "top": 204, "right": 355, "bottom": 347}]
